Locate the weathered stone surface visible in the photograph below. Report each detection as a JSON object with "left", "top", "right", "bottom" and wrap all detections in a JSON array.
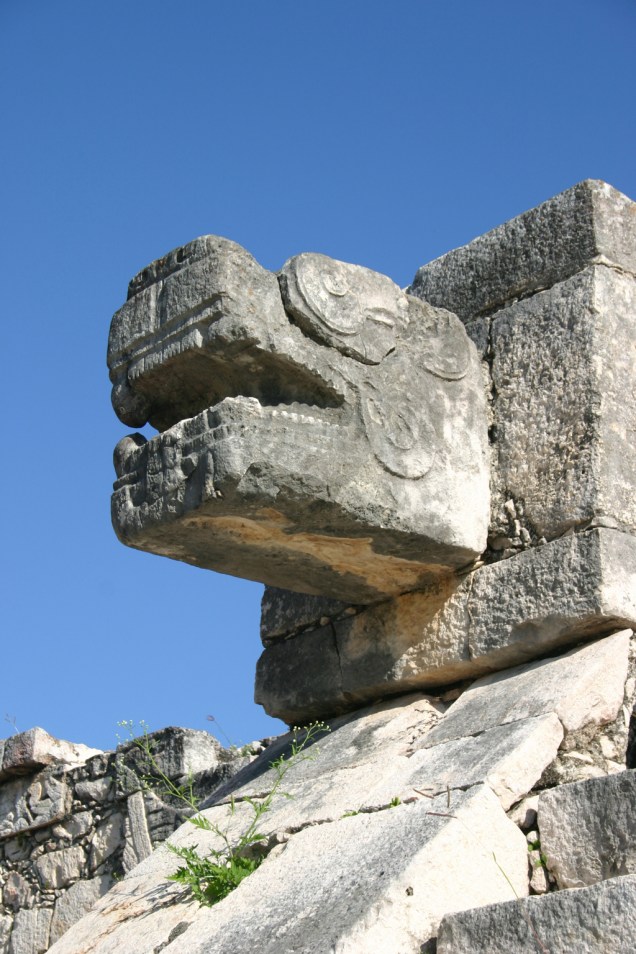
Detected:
[
  {"left": 280, "top": 252, "right": 410, "bottom": 364},
  {"left": 260, "top": 585, "right": 356, "bottom": 641},
  {"left": 507, "top": 794, "right": 538, "bottom": 831},
  {"left": 1, "top": 875, "right": 31, "bottom": 913},
  {"left": 0, "top": 729, "right": 99, "bottom": 781},
  {"left": 0, "top": 726, "right": 253, "bottom": 953},
  {"left": 113, "top": 726, "right": 224, "bottom": 802},
  {"left": 409, "top": 179, "right": 636, "bottom": 322},
  {"left": 256, "top": 531, "right": 636, "bottom": 721},
  {"left": 110, "top": 241, "right": 490, "bottom": 603},
  {"left": 489, "top": 265, "right": 636, "bottom": 541},
  {"left": 43, "top": 691, "right": 563, "bottom": 953},
  {"left": 0, "top": 914, "right": 12, "bottom": 954},
  {"left": 48, "top": 785, "right": 527, "bottom": 954},
  {"left": 89, "top": 815, "right": 123, "bottom": 871},
  {"left": 206, "top": 698, "right": 559, "bottom": 819},
  {"left": 49, "top": 877, "right": 113, "bottom": 947},
  {"left": 423, "top": 630, "right": 631, "bottom": 746},
  {"left": 0, "top": 770, "right": 70, "bottom": 840},
  {"left": 35, "top": 846, "right": 85, "bottom": 890},
  {"left": 436, "top": 873, "right": 636, "bottom": 953},
  {"left": 121, "top": 791, "right": 153, "bottom": 873},
  {"left": 109, "top": 235, "right": 294, "bottom": 430},
  {"left": 538, "top": 770, "right": 636, "bottom": 889},
  {"left": 41, "top": 654, "right": 622, "bottom": 952},
  {"left": 51, "top": 812, "right": 93, "bottom": 842},
  {"left": 74, "top": 778, "right": 111, "bottom": 803},
  {"left": 410, "top": 182, "right": 636, "bottom": 546},
  {"left": 7, "top": 908, "right": 52, "bottom": 954},
  {"left": 539, "top": 628, "right": 636, "bottom": 787}
]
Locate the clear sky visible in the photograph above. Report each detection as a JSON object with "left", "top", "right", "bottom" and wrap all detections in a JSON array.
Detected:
[{"left": 1, "top": 0, "right": 634, "bottom": 753}]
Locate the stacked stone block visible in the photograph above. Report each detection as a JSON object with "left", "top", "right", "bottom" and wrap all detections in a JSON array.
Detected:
[
  {"left": 256, "top": 180, "right": 636, "bottom": 723},
  {"left": 0, "top": 727, "right": 259, "bottom": 952}
]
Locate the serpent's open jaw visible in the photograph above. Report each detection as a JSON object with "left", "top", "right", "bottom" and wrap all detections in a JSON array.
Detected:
[{"left": 108, "top": 235, "right": 489, "bottom": 602}]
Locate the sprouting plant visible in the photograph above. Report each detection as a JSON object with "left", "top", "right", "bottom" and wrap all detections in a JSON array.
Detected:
[
  {"left": 389, "top": 796, "right": 401, "bottom": 808},
  {"left": 205, "top": 714, "right": 233, "bottom": 748},
  {"left": 527, "top": 836, "right": 548, "bottom": 869},
  {"left": 3, "top": 714, "right": 19, "bottom": 735},
  {"left": 116, "top": 719, "right": 199, "bottom": 809},
  {"left": 119, "top": 719, "right": 329, "bottom": 907}
]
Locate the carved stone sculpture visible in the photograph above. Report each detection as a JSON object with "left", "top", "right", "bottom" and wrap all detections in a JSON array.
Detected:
[
  {"left": 109, "top": 240, "right": 489, "bottom": 603},
  {"left": 107, "top": 180, "right": 636, "bottom": 723}
]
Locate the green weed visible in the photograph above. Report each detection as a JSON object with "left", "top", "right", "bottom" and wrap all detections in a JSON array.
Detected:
[{"left": 119, "top": 719, "right": 329, "bottom": 907}]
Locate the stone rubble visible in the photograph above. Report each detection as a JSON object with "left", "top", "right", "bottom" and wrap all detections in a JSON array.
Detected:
[
  {"left": 0, "top": 728, "right": 257, "bottom": 953},
  {"left": 43, "top": 626, "right": 636, "bottom": 953}
]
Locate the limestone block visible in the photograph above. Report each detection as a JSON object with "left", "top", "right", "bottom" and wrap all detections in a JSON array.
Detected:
[
  {"left": 256, "top": 531, "right": 636, "bottom": 722},
  {"left": 171, "top": 787, "right": 527, "bottom": 954},
  {"left": 108, "top": 235, "right": 294, "bottom": 430},
  {"left": 35, "top": 845, "right": 85, "bottom": 890},
  {"left": 49, "top": 877, "right": 113, "bottom": 946},
  {"left": 52, "top": 811, "right": 94, "bottom": 842},
  {"left": 423, "top": 629, "right": 631, "bottom": 747},
  {"left": 7, "top": 908, "right": 52, "bottom": 954},
  {"left": 260, "top": 586, "right": 355, "bottom": 641},
  {"left": 47, "top": 786, "right": 528, "bottom": 954},
  {"left": 409, "top": 179, "right": 636, "bottom": 322},
  {"left": 410, "top": 181, "right": 636, "bottom": 545},
  {"left": 115, "top": 727, "right": 220, "bottom": 793},
  {"left": 89, "top": 815, "right": 123, "bottom": 871},
  {"left": 122, "top": 791, "right": 153, "bottom": 873},
  {"left": 0, "top": 729, "right": 100, "bottom": 780},
  {"left": 489, "top": 266, "right": 636, "bottom": 540},
  {"left": 2, "top": 874, "right": 31, "bottom": 912},
  {"left": 207, "top": 697, "right": 559, "bottom": 822},
  {"left": 0, "top": 915, "right": 12, "bottom": 954},
  {"left": 436, "top": 873, "right": 636, "bottom": 953},
  {"left": 0, "top": 770, "right": 70, "bottom": 840},
  {"left": 538, "top": 770, "right": 636, "bottom": 889},
  {"left": 507, "top": 794, "right": 539, "bottom": 830},
  {"left": 406, "top": 714, "right": 563, "bottom": 811},
  {"left": 2, "top": 837, "right": 29, "bottom": 862},
  {"left": 231, "top": 715, "right": 561, "bottom": 822},
  {"left": 0, "top": 778, "right": 31, "bottom": 839},
  {"left": 109, "top": 240, "right": 490, "bottom": 603},
  {"left": 74, "top": 778, "right": 112, "bottom": 803},
  {"left": 207, "top": 692, "right": 446, "bottom": 809}
]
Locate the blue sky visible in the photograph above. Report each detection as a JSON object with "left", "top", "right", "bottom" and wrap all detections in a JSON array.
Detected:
[{"left": 1, "top": 0, "right": 634, "bottom": 752}]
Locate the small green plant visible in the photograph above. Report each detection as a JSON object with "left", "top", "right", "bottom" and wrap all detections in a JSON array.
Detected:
[
  {"left": 119, "top": 719, "right": 329, "bottom": 907},
  {"left": 389, "top": 796, "right": 401, "bottom": 808},
  {"left": 527, "top": 836, "right": 548, "bottom": 869}
]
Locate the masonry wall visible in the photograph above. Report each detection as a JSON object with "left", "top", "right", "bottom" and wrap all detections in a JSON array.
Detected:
[{"left": 0, "top": 727, "right": 263, "bottom": 953}]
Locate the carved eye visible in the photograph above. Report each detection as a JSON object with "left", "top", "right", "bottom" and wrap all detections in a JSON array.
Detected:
[
  {"left": 361, "top": 385, "right": 436, "bottom": 480},
  {"left": 281, "top": 253, "right": 405, "bottom": 364},
  {"left": 323, "top": 274, "right": 348, "bottom": 297},
  {"left": 414, "top": 305, "right": 470, "bottom": 380}
]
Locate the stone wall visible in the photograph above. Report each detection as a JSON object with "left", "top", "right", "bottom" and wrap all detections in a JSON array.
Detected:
[{"left": 0, "top": 727, "right": 263, "bottom": 953}]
